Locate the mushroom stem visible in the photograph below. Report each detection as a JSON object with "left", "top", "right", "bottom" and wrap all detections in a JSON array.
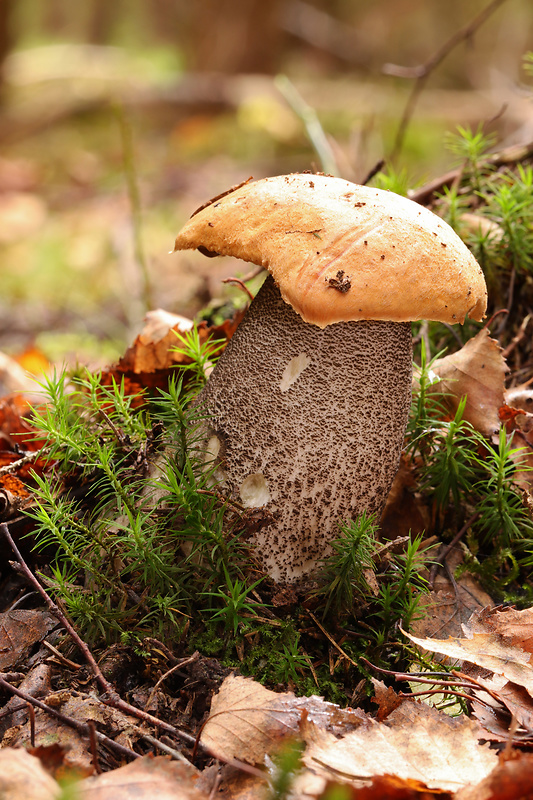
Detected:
[{"left": 199, "top": 275, "right": 413, "bottom": 583}]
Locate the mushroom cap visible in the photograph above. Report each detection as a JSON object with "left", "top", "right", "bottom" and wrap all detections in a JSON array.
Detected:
[{"left": 174, "top": 173, "right": 487, "bottom": 327}]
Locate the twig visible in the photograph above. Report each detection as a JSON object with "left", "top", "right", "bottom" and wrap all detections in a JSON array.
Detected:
[
  {"left": 87, "top": 720, "right": 102, "bottom": 773},
  {"left": 0, "top": 675, "right": 140, "bottom": 761},
  {"left": 383, "top": 0, "right": 510, "bottom": 160},
  {"left": 2, "top": 521, "right": 273, "bottom": 776},
  {"left": 142, "top": 734, "right": 191, "bottom": 764},
  {"left": 410, "top": 140, "right": 533, "bottom": 205},
  {"left": 146, "top": 652, "right": 200, "bottom": 708},
  {"left": 42, "top": 640, "right": 82, "bottom": 670},
  {"left": 0, "top": 446, "right": 51, "bottom": 477},
  {"left": 221, "top": 277, "right": 254, "bottom": 302},
  {"left": 275, "top": 75, "right": 339, "bottom": 176},
  {"left": 428, "top": 511, "right": 481, "bottom": 588},
  {"left": 307, "top": 610, "right": 358, "bottom": 668},
  {"left": 27, "top": 702, "right": 35, "bottom": 746},
  {"left": 1, "top": 523, "right": 111, "bottom": 695},
  {"left": 361, "top": 657, "right": 500, "bottom": 707},
  {"left": 502, "top": 314, "right": 532, "bottom": 360}
]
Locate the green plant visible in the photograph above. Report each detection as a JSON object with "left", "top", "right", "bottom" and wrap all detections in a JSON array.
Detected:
[
  {"left": 25, "top": 365, "right": 259, "bottom": 642},
  {"left": 317, "top": 511, "right": 378, "bottom": 615},
  {"left": 470, "top": 427, "right": 533, "bottom": 550},
  {"left": 408, "top": 364, "right": 533, "bottom": 601},
  {"left": 372, "top": 165, "right": 412, "bottom": 196},
  {"left": 205, "top": 565, "right": 267, "bottom": 635},
  {"left": 370, "top": 535, "right": 430, "bottom": 635},
  {"left": 173, "top": 324, "right": 226, "bottom": 388},
  {"left": 444, "top": 124, "right": 496, "bottom": 193},
  {"left": 418, "top": 397, "right": 477, "bottom": 515}
]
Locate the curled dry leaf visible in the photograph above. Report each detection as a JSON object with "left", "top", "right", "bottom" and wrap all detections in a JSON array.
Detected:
[
  {"left": 101, "top": 307, "right": 245, "bottom": 396},
  {"left": 405, "top": 606, "right": 533, "bottom": 698},
  {"left": 200, "top": 674, "right": 366, "bottom": 765},
  {"left": 431, "top": 327, "right": 507, "bottom": 437},
  {"left": 302, "top": 696, "right": 496, "bottom": 792}
]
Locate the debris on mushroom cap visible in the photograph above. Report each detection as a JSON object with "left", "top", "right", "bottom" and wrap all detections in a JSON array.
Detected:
[{"left": 174, "top": 173, "right": 487, "bottom": 327}]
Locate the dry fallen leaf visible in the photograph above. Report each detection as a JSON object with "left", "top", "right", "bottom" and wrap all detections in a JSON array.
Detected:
[
  {"left": 0, "top": 609, "right": 57, "bottom": 671},
  {"left": 5, "top": 693, "right": 140, "bottom": 772},
  {"left": 0, "top": 748, "right": 61, "bottom": 800},
  {"left": 404, "top": 627, "right": 533, "bottom": 698},
  {"left": 78, "top": 756, "right": 207, "bottom": 800},
  {"left": 456, "top": 751, "right": 533, "bottom": 800},
  {"left": 302, "top": 697, "right": 497, "bottom": 792},
  {"left": 201, "top": 674, "right": 366, "bottom": 765},
  {"left": 431, "top": 327, "right": 507, "bottom": 436}
]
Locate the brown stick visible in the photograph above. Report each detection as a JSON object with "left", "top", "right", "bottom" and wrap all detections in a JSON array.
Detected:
[
  {"left": 0, "top": 675, "right": 140, "bottom": 761},
  {"left": 384, "top": 0, "right": 511, "bottom": 160}
]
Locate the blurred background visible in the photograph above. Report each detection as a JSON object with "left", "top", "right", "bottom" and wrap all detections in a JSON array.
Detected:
[{"left": 0, "top": 0, "right": 532, "bottom": 366}]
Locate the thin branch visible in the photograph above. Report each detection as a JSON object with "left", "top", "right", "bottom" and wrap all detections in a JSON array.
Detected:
[
  {"left": 384, "top": 0, "right": 511, "bottom": 160},
  {"left": 0, "top": 675, "right": 140, "bottom": 761}
]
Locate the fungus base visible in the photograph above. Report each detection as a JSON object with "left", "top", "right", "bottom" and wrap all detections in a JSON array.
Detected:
[{"left": 199, "top": 276, "right": 413, "bottom": 583}]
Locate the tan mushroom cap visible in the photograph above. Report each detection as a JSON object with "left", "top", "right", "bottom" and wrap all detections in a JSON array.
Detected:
[{"left": 174, "top": 173, "right": 487, "bottom": 327}]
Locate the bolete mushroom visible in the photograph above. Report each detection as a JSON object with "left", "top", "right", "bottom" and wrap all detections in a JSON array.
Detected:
[{"left": 174, "top": 174, "right": 487, "bottom": 583}]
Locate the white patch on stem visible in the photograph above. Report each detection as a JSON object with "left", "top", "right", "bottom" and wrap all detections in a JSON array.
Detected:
[
  {"left": 279, "top": 352, "right": 312, "bottom": 392},
  {"left": 240, "top": 474, "right": 271, "bottom": 507}
]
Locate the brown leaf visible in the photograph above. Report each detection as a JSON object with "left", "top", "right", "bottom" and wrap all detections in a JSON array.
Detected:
[
  {"left": 0, "top": 610, "right": 57, "bottom": 671},
  {"left": 102, "top": 308, "right": 246, "bottom": 396},
  {"left": 200, "top": 674, "right": 366, "bottom": 765},
  {"left": 456, "top": 751, "right": 533, "bottom": 800},
  {"left": 371, "top": 679, "right": 403, "bottom": 722},
  {"left": 339, "top": 773, "right": 453, "bottom": 799},
  {"left": 5, "top": 693, "right": 140, "bottom": 772},
  {"left": 463, "top": 605, "right": 533, "bottom": 654},
  {"left": 303, "top": 699, "right": 497, "bottom": 792},
  {"left": 410, "top": 547, "right": 493, "bottom": 643},
  {"left": 78, "top": 756, "right": 207, "bottom": 800},
  {"left": 431, "top": 328, "right": 507, "bottom": 436},
  {"left": 0, "top": 748, "right": 61, "bottom": 800},
  {"left": 404, "top": 606, "right": 533, "bottom": 698}
]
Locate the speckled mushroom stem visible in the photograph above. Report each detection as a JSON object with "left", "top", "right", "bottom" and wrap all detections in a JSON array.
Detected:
[{"left": 198, "top": 275, "right": 413, "bottom": 583}]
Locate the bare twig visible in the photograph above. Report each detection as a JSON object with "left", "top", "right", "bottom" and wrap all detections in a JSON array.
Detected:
[
  {"left": 42, "top": 640, "right": 82, "bottom": 670},
  {"left": 87, "top": 720, "right": 102, "bottom": 773},
  {"left": 383, "top": 0, "right": 511, "bottom": 160},
  {"left": 142, "top": 734, "right": 191, "bottom": 764},
  {"left": 428, "top": 511, "right": 481, "bottom": 588},
  {"left": 308, "top": 610, "right": 358, "bottom": 668},
  {"left": 0, "top": 446, "right": 51, "bottom": 477},
  {"left": 502, "top": 314, "right": 532, "bottom": 360},
  {"left": 0, "top": 522, "right": 197, "bottom": 749},
  {"left": 221, "top": 277, "right": 254, "bottom": 302},
  {"left": 0, "top": 675, "right": 140, "bottom": 761}
]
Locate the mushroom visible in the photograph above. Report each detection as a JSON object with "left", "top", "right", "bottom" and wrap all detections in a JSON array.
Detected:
[{"left": 174, "top": 174, "right": 487, "bottom": 583}]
